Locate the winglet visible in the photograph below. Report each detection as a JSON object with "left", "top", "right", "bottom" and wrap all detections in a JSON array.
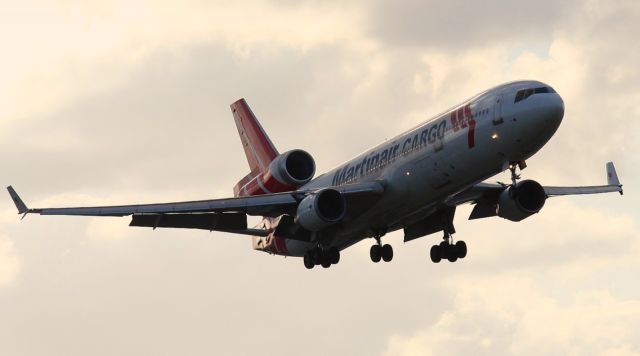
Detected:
[
  {"left": 606, "top": 162, "right": 623, "bottom": 195},
  {"left": 6, "top": 186, "right": 29, "bottom": 215}
]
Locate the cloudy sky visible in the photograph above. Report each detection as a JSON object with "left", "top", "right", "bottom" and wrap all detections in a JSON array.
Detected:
[{"left": 1, "top": 0, "right": 639, "bottom": 355}]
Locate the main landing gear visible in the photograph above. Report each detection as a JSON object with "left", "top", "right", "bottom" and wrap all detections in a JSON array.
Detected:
[
  {"left": 370, "top": 235, "right": 393, "bottom": 263},
  {"left": 429, "top": 231, "right": 467, "bottom": 263},
  {"left": 303, "top": 247, "right": 340, "bottom": 269}
]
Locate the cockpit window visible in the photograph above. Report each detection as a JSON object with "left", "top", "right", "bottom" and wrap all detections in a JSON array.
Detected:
[{"left": 515, "top": 86, "right": 555, "bottom": 103}]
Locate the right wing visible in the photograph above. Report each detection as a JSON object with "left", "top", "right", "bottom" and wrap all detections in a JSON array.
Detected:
[
  {"left": 7, "top": 187, "right": 298, "bottom": 217},
  {"left": 7, "top": 181, "right": 385, "bottom": 235}
]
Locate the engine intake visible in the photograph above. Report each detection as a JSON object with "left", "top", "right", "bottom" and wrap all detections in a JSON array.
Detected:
[
  {"left": 269, "top": 149, "right": 316, "bottom": 187},
  {"left": 497, "top": 180, "right": 547, "bottom": 222},
  {"left": 296, "top": 189, "right": 346, "bottom": 231}
]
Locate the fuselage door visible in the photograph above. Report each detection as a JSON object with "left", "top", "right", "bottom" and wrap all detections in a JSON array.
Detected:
[{"left": 493, "top": 93, "right": 504, "bottom": 125}]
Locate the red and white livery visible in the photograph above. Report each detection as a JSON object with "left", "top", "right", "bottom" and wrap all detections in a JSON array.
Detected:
[{"left": 8, "top": 80, "right": 623, "bottom": 269}]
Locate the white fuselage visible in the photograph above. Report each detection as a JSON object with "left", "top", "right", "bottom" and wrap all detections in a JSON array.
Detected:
[{"left": 254, "top": 80, "right": 565, "bottom": 256}]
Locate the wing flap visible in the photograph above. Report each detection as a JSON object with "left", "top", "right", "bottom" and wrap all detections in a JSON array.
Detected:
[{"left": 129, "top": 212, "right": 269, "bottom": 236}]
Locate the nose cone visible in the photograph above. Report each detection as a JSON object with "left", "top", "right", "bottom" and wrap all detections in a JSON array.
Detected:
[
  {"left": 523, "top": 92, "right": 564, "bottom": 137},
  {"left": 506, "top": 90, "right": 566, "bottom": 160},
  {"left": 543, "top": 93, "right": 564, "bottom": 130}
]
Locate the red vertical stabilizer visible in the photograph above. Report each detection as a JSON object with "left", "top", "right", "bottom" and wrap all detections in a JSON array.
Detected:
[{"left": 231, "top": 99, "right": 279, "bottom": 196}]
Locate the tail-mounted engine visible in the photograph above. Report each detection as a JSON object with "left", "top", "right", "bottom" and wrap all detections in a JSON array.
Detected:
[
  {"left": 268, "top": 149, "right": 316, "bottom": 188},
  {"left": 235, "top": 149, "right": 316, "bottom": 196},
  {"left": 497, "top": 180, "right": 547, "bottom": 222},
  {"left": 296, "top": 189, "right": 346, "bottom": 231}
]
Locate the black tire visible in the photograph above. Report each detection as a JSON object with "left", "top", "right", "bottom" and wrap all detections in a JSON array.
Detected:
[
  {"left": 303, "top": 253, "right": 314, "bottom": 269},
  {"left": 446, "top": 245, "right": 458, "bottom": 262},
  {"left": 430, "top": 245, "right": 442, "bottom": 263},
  {"left": 370, "top": 245, "right": 382, "bottom": 263},
  {"left": 439, "top": 241, "right": 449, "bottom": 259},
  {"left": 312, "top": 249, "right": 322, "bottom": 266},
  {"left": 381, "top": 244, "right": 393, "bottom": 262},
  {"left": 330, "top": 247, "right": 340, "bottom": 264},
  {"left": 455, "top": 240, "right": 467, "bottom": 259}
]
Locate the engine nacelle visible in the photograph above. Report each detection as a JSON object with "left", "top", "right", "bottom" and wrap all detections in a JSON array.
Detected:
[
  {"left": 235, "top": 149, "right": 316, "bottom": 196},
  {"left": 266, "top": 149, "right": 316, "bottom": 188},
  {"left": 497, "top": 180, "right": 547, "bottom": 222},
  {"left": 296, "top": 189, "right": 346, "bottom": 231}
]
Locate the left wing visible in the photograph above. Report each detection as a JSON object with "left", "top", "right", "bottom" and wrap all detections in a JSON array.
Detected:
[
  {"left": 543, "top": 162, "right": 622, "bottom": 196},
  {"left": 446, "top": 162, "right": 623, "bottom": 219}
]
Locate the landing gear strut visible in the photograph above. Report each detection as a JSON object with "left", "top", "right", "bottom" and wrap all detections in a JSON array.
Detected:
[
  {"left": 509, "top": 160, "right": 526, "bottom": 186},
  {"left": 303, "top": 246, "right": 340, "bottom": 269},
  {"left": 429, "top": 231, "right": 467, "bottom": 263},
  {"left": 370, "top": 235, "right": 393, "bottom": 263}
]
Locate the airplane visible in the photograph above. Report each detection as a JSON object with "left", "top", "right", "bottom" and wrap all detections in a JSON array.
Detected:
[{"left": 7, "top": 80, "right": 623, "bottom": 269}]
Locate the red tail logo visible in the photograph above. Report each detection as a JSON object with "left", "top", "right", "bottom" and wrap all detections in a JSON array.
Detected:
[{"left": 231, "top": 99, "right": 280, "bottom": 196}]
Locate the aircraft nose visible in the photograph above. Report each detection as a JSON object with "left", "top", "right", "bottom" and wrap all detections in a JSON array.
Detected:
[
  {"left": 545, "top": 93, "right": 564, "bottom": 126},
  {"left": 530, "top": 92, "right": 564, "bottom": 131}
]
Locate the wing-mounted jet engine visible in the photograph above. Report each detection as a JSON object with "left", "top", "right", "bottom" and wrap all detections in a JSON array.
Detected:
[
  {"left": 497, "top": 179, "right": 547, "bottom": 221},
  {"left": 295, "top": 188, "right": 346, "bottom": 231}
]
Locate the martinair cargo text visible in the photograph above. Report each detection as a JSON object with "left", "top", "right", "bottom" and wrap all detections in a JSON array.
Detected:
[{"left": 8, "top": 80, "right": 623, "bottom": 269}]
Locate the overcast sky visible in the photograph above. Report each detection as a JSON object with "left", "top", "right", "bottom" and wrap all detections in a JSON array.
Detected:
[{"left": 1, "top": 1, "right": 639, "bottom": 355}]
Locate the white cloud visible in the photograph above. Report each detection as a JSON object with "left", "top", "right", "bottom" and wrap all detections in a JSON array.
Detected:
[
  {"left": 85, "top": 217, "right": 132, "bottom": 241},
  {"left": 384, "top": 276, "right": 640, "bottom": 356},
  {"left": 0, "top": 234, "right": 21, "bottom": 286},
  {"left": 0, "top": 0, "right": 367, "bottom": 131}
]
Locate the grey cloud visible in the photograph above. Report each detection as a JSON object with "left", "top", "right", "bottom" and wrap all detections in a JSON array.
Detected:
[
  {"left": 2, "top": 42, "right": 450, "bottom": 202},
  {"left": 366, "top": 0, "right": 572, "bottom": 50},
  {"left": 2, "top": 44, "right": 363, "bottom": 199}
]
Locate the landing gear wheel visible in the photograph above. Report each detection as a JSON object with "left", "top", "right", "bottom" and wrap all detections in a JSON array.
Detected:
[
  {"left": 381, "top": 244, "right": 393, "bottom": 262},
  {"left": 438, "top": 241, "right": 449, "bottom": 260},
  {"left": 430, "top": 245, "right": 442, "bottom": 263},
  {"left": 370, "top": 245, "right": 382, "bottom": 263},
  {"left": 455, "top": 240, "right": 467, "bottom": 259},
  {"left": 303, "top": 253, "right": 314, "bottom": 269},
  {"left": 329, "top": 247, "right": 340, "bottom": 264},
  {"left": 446, "top": 244, "right": 458, "bottom": 263},
  {"left": 430, "top": 236, "right": 467, "bottom": 263},
  {"left": 312, "top": 249, "right": 322, "bottom": 266}
]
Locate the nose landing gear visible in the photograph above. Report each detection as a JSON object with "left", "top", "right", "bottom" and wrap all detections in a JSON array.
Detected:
[{"left": 508, "top": 160, "right": 527, "bottom": 186}]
